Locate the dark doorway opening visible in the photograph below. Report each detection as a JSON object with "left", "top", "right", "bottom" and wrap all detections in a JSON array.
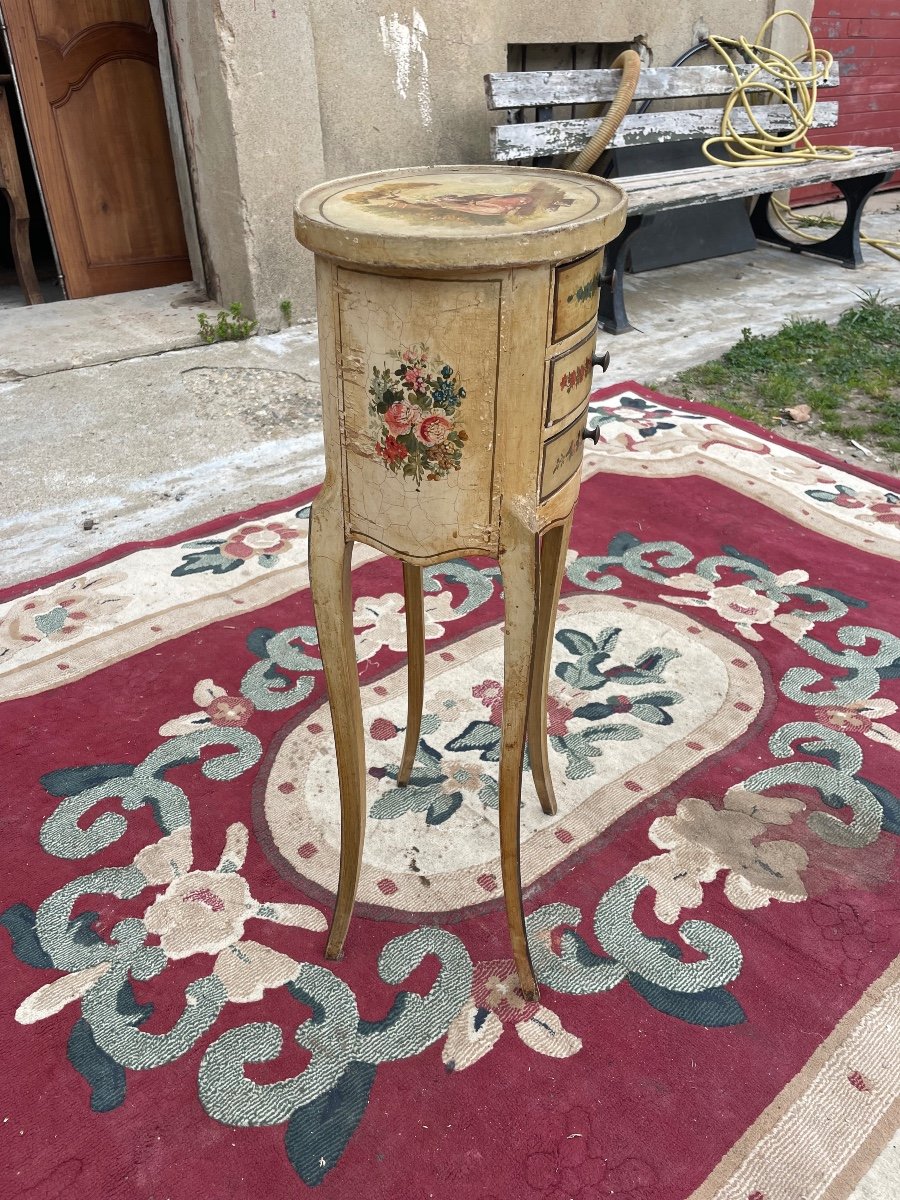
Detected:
[{"left": 0, "top": 33, "right": 60, "bottom": 307}]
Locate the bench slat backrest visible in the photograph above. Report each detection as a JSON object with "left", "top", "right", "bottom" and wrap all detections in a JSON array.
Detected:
[
  {"left": 486, "top": 61, "right": 840, "bottom": 163},
  {"left": 492, "top": 101, "right": 839, "bottom": 161},
  {"left": 485, "top": 62, "right": 839, "bottom": 109}
]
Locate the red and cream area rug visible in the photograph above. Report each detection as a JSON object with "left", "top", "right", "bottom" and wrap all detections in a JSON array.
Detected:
[{"left": 2, "top": 383, "right": 899, "bottom": 1200}]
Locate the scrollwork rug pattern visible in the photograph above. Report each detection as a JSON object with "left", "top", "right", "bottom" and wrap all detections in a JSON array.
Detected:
[{"left": 1, "top": 383, "right": 898, "bottom": 1200}]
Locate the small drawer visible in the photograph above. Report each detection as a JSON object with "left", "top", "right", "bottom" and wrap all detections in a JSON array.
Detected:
[
  {"left": 552, "top": 249, "right": 604, "bottom": 343},
  {"left": 540, "top": 404, "right": 589, "bottom": 501},
  {"left": 546, "top": 328, "right": 596, "bottom": 428}
]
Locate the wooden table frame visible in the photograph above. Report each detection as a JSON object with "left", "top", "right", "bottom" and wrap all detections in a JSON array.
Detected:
[
  {"left": 295, "top": 166, "right": 625, "bottom": 1002},
  {"left": 310, "top": 489, "right": 576, "bottom": 1001}
]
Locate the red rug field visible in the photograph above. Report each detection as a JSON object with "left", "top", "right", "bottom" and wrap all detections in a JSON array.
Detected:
[{"left": 2, "top": 384, "right": 899, "bottom": 1200}]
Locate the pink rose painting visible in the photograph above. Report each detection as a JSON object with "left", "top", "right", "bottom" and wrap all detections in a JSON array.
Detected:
[
  {"left": 416, "top": 413, "right": 452, "bottom": 446},
  {"left": 369, "top": 344, "right": 468, "bottom": 487},
  {"left": 384, "top": 400, "right": 416, "bottom": 437},
  {"left": 403, "top": 367, "right": 427, "bottom": 392}
]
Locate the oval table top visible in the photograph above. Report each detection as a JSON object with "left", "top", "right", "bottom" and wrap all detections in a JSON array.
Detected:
[{"left": 294, "top": 164, "right": 627, "bottom": 272}]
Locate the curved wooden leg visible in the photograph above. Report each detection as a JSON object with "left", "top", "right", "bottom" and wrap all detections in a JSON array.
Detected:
[
  {"left": 397, "top": 561, "right": 424, "bottom": 786},
  {"left": 0, "top": 90, "right": 43, "bottom": 306},
  {"left": 498, "top": 528, "right": 541, "bottom": 1001},
  {"left": 527, "top": 512, "right": 574, "bottom": 816},
  {"left": 309, "top": 488, "right": 366, "bottom": 960}
]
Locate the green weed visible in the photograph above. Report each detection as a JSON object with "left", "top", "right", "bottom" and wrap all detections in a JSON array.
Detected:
[
  {"left": 197, "top": 302, "right": 258, "bottom": 344},
  {"left": 664, "top": 296, "right": 900, "bottom": 459}
]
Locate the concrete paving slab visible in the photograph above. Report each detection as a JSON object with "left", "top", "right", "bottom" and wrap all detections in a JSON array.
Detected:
[
  {"left": 3, "top": 197, "right": 898, "bottom": 588},
  {"left": 0, "top": 281, "right": 211, "bottom": 379},
  {"left": 0, "top": 280, "right": 65, "bottom": 310},
  {"left": 850, "top": 1133, "right": 900, "bottom": 1200},
  {"left": 602, "top": 198, "right": 900, "bottom": 387},
  {"left": 1, "top": 323, "right": 323, "bottom": 588}
]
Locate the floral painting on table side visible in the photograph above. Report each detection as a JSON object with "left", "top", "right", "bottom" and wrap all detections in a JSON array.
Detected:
[{"left": 368, "top": 343, "right": 468, "bottom": 487}]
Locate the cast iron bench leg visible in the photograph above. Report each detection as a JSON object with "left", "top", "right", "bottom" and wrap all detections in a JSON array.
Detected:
[
  {"left": 598, "top": 212, "right": 651, "bottom": 335},
  {"left": 750, "top": 172, "right": 893, "bottom": 268}
]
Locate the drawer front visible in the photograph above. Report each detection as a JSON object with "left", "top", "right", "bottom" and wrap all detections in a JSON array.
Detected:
[
  {"left": 540, "top": 405, "right": 588, "bottom": 501},
  {"left": 546, "top": 327, "right": 596, "bottom": 428},
  {"left": 552, "top": 249, "right": 604, "bottom": 343}
]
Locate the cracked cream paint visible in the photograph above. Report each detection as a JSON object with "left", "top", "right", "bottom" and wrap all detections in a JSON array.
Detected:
[
  {"left": 337, "top": 270, "right": 498, "bottom": 560},
  {"left": 378, "top": 9, "right": 433, "bottom": 129}
]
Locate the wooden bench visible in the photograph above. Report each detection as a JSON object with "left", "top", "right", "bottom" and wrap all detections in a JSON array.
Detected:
[{"left": 485, "top": 62, "right": 900, "bottom": 333}]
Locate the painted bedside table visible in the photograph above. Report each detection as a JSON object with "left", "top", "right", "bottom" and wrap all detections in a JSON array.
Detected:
[{"left": 294, "top": 164, "right": 626, "bottom": 999}]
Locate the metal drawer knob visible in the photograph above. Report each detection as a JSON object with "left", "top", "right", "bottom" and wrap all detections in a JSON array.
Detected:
[
  {"left": 583, "top": 424, "right": 601, "bottom": 445},
  {"left": 592, "top": 350, "right": 611, "bottom": 372}
]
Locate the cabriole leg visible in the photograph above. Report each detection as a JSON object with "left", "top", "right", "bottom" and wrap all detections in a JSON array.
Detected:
[
  {"left": 498, "top": 525, "right": 542, "bottom": 1001},
  {"left": 527, "top": 512, "right": 575, "bottom": 817},
  {"left": 309, "top": 488, "right": 366, "bottom": 960},
  {"left": 398, "top": 561, "right": 425, "bottom": 786},
  {"left": 0, "top": 89, "right": 43, "bottom": 306}
]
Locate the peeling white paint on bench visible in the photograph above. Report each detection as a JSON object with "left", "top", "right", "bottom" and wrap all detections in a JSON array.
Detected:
[
  {"left": 491, "top": 101, "right": 839, "bottom": 161},
  {"left": 483, "top": 59, "right": 899, "bottom": 335},
  {"left": 485, "top": 62, "right": 840, "bottom": 109},
  {"left": 618, "top": 147, "right": 900, "bottom": 213}
]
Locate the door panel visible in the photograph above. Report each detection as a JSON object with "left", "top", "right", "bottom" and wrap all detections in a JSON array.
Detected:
[
  {"left": 2, "top": 0, "right": 191, "bottom": 297},
  {"left": 24, "top": 0, "right": 151, "bottom": 44}
]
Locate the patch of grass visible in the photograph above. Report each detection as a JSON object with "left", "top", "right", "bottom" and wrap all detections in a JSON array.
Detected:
[
  {"left": 279, "top": 298, "right": 293, "bottom": 326},
  {"left": 197, "top": 301, "right": 258, "bottom": 344},
  {"left": 663, "top": 294, "right": 900, "bottom": 458}
]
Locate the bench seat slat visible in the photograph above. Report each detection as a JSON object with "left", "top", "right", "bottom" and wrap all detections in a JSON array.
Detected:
[
  {"left": 485, "top": 62, "right": 839, "bottom": 109},
  {"left": 491, "top": 101, "right": 839, "bottom": 161},
  {"left": 618, "top": 147, "right": 900, "bottom": 214}
]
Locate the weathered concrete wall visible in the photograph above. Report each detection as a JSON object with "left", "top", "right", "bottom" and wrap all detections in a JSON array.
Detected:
[
  {"left": 166, "top": 1, "right": 325, "bottom": 329},
  {"left": 169, "top": 0, "right": 814, "bottom": 325},
  {"left": 308, "top": 1, "right": 809, "bottom": 177}
]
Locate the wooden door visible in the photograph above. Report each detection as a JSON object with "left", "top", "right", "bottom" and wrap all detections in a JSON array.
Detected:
[{"left": 2, "top": 0, "right": 190, "bottom": 297}]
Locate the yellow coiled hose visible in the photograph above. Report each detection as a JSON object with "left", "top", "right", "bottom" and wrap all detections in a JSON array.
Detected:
[
  {"left": 702, "top": 10, "right": 850, "bottom": 167},
  {"left": 703, "top": 9, "right": 900, "bottom": 261}
]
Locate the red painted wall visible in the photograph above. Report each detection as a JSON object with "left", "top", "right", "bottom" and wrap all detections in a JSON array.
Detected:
[{"left": 795, "top": 1, "right": 900, "bottom": 203}]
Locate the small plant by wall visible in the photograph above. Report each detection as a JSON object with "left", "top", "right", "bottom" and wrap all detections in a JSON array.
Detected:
[{"left": 197, "top": 302, "right": 258, "bottom": 344}]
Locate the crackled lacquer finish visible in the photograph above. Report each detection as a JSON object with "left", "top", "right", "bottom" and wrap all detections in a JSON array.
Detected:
[
  {"left": 338, "top": 269, "right": 500, "bottom": 561},
  {"left": 295, "top": 164, "right": 626, "bottom": 1000},
  {"left": 552, "top": 248, "right": 605, "bottom": 343},
  {"left": 296, "top": 165, "right": 626, "bottom": 271},
  {"left": 546, "top": 327, "right": 598, "bottom": 428},
  {"left": 327, "top": 171, "right": 600, "bottom": 233},
  {"left": 541, "top": 412, "right": 589, "bottom": 501}
]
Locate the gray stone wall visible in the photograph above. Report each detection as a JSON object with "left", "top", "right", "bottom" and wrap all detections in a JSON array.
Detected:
[{"left": 167, "top": 0, "right": 813, "bottom": 327}]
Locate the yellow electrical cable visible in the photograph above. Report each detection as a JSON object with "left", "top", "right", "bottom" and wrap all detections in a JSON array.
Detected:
[
  {"left": 704, "top": 10, "right": 900, "bottom": 260},
  {"left": 771, "top": 195, "right": 900, "bottom": 261}
]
